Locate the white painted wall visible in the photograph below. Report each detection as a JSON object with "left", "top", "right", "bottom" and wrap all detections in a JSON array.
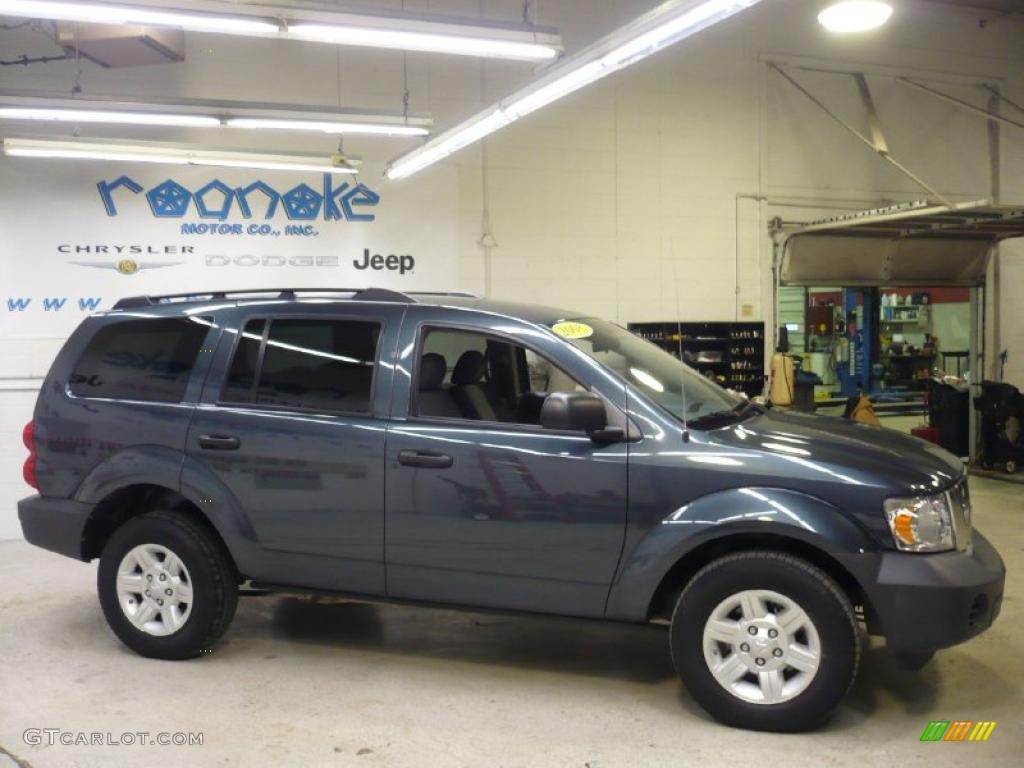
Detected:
[{"left": 1, "top": 0, "right": 1022, "bottom": 539}]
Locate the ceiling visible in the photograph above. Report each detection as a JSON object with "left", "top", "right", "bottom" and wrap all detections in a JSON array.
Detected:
[{"left": 924, "top": 0, "right": 1024, "bottom": 13}]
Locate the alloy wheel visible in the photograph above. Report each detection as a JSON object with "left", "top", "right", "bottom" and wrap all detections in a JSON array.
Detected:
[
  {"left": 115, "top": 543, "right": 193, "bottom": 637},
  {"left": 701, "top": 589, "right": 821, "bottom": 705}
]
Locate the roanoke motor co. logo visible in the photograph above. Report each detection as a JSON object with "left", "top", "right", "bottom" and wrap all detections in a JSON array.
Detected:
[
  {"left": 97, "top": 174, "right": 381, "bottom": 222},
  {"left": 920, "top": 720, "right": 997, "bottom": 742}
]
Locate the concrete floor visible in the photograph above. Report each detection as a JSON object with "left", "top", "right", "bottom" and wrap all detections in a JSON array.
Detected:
[{"left": 1, "top": 477, "right": 1022, "bottom": 768}]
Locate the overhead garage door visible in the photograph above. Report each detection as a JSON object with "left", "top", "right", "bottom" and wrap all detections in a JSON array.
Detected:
[{"left": 780, "top": 200, "right": 1024, "bottom": 287}]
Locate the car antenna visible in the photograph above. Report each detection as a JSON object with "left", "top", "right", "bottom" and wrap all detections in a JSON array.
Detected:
[{"left": 670, "top": 241, "right": 690, "bottom": 444}]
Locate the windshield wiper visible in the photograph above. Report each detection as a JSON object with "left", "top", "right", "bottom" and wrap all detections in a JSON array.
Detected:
[{"left": 687, "top": 400, "right": 762, "bottom": 429}]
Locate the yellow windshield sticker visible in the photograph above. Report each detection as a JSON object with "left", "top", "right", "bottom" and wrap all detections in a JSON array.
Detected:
[{"left": 552, "top": 321, "right": 594, "bottom": 340}]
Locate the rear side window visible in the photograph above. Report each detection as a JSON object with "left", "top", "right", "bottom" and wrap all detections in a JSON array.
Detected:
[
  {"left": 69, "top": 317, "right": 210, "bottom": 403},
  {"left": 222, "top": 318, "right": 380, "bottom": 413}
]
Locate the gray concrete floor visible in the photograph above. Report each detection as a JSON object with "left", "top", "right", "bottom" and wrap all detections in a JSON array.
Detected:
[{"left": 1, "top": 476, "right": 1022, "bottom": 767}]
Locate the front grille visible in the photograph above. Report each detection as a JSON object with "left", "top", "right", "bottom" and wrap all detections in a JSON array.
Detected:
[{"left": 947, "top": 478, "right": 973, "bottom": 551}]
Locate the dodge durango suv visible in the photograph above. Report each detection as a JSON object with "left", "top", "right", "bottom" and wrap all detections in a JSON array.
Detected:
[{"left": 18, "top": 288, "right": 1005, "bottom": 732}]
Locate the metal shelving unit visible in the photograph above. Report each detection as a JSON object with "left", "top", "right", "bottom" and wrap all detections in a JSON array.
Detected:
[{"left": 627, "top": 321, "right": 766, "bottom": 398}]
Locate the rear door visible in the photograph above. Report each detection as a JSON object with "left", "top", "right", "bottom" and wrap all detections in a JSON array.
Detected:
[
  {"left": 186, "top": 302, "right": 403, "bottom": 594},
  {"left": 384, "top": 306, "right": 629, "bottom": 617}
]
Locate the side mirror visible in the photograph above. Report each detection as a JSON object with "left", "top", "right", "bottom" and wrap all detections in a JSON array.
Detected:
[{"left": 540, "top": 392, "right": 621, "bottom": 442}]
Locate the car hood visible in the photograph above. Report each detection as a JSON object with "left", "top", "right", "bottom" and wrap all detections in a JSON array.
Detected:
[{"left": 707, "top": 408, "right": 964, "bottom": 498}]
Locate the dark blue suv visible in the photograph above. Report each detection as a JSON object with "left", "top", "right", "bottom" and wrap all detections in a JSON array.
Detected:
[{"left": 18, "top": 288, "right": 1004, "bottom": 731}]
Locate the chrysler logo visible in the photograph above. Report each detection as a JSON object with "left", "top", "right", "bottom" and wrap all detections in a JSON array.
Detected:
[{"left": 70, "top": 259, "right": 185, "bottom": 275}]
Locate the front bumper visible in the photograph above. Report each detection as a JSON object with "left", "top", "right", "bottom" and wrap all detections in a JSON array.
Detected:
[
  {"left": 863, "top": 530, "right": 1005, "bottom": 653},
  {"left": 18, "top": 494, "right": 93, "bottom": 561}
]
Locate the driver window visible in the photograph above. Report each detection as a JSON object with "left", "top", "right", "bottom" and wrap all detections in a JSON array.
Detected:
[{"left": 415, "top": 328, "right": 585, "bottom": 425}]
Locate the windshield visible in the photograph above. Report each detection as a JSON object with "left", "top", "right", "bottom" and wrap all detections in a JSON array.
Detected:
[{"left": 551, "top": 318, "right": 743, "bottom": 423}]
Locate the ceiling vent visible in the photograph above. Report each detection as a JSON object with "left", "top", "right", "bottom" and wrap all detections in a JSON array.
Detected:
[{"left": 54, "top": 23, "right": 185, "bottom": 67}]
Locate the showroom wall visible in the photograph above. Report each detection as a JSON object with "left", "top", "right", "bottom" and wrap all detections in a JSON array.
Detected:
[{"left": 1, "top": 0, "right": 1022, "bottom": 538}]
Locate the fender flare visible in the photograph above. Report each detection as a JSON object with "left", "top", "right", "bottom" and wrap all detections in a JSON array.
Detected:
[
  {"left": 76, "top": 446, "right": 259, "bottom": 572},
  {"left": 605, "top": 487, "right": 880, "bottom": 621},
  {"left": 75, "top": 445, "right": 186, "bottom": 505}
]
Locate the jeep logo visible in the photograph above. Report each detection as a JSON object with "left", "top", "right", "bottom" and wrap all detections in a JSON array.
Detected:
[{"left": 353, "top": 249, "right": 415, "bottom": 275}]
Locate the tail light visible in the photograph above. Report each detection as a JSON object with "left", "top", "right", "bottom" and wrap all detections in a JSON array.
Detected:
[{"left": 23, "top": 420, "right": 38, "bottom": 490}]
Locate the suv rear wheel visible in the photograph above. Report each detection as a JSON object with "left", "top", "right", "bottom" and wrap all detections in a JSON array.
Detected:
[
  {"left": 670, "top": 551, "right": 860, "bottom": 732},
  {"left": 98, "top": 510, "right": 238, "bottom": 659}
]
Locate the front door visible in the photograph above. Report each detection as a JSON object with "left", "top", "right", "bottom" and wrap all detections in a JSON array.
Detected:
[
  {"left": 186, "top": 303, "right": 403, "bottom": 594},
  {"left": 385, "top": 308, "right": 628, "bottom": 617}
]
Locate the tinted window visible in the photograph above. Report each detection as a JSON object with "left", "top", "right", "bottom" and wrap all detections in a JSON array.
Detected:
[
  {"left": 70, "top": 317, "right": 209, "bottom": 403},
  {"left": 221, "top": 319, "right": 265, "bottom": 403},
  {"left": 222, "top": 318, "right": 379, "bottom": 413},
  {"left": 416, "top": 328, "right": 583, "bottom": 425}
]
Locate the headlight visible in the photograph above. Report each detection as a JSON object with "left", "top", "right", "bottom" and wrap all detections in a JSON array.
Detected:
[{"left": 884, "top": 493, "right": 954, "bottom": 552}]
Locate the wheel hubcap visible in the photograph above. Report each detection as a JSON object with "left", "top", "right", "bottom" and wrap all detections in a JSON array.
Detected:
[
  {"left": 116, "top": 544, "right": 193, "bottom": 637},
  {"left": 702, "top": 589, "right": 821, "bottom": 705}
]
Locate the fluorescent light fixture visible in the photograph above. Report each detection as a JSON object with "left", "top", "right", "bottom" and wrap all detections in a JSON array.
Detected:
[
  {"left": 287, "top": 23, "right": 557, "bottom": 61},
  {"left": 386, "top": 0, "right": 764, "bottom": 180},
  {"left": 0, "top": 0, "right": 278, "bottom": 35},
  {"left": 0, "top": 0, "right": 562, "bottom": 61},
  {"left": 0, "top": 92, "right": 433, "bottom": 137},
  {"left": 3, "top": 137, "right": 358, "bottom": 174},
  {"left": 817, "top": 1, "right": 893, "bottom": 33},
  {"left": 226, "top": 118, "right": 429, "bottom": 137},
  {"left": 0, "top": 107, "right": 220, "bottom": 128}
]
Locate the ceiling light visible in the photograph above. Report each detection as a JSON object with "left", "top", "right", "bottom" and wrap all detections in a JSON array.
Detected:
[
  {"left": 0, "top": 92, "right": 433, "bottom": 137},
  {"left": 0, "top": 107, "right": 220, "bottom": 128},
  {"left": 0, "top": 0, "right": 562, "bottom": 61},
  {"left": 0, "top": 0, "right": 278, "bottom": 35},
  {"left": 386, "top": 0, "right": 763, "bottom": 180},
  {"left": 226, "top": 118, "right": 429, "bottom": 137},
  {"left": 2, "top": 137, "right": 358, "bottom": 174},
  {"left": 817, "top": 1, "right": 893, "bottom": 33},
  {"left": 286, "top": 24, "right": 557, "bottom": 61}
]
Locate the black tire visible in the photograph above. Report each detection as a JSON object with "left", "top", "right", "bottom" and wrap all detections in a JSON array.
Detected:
[
  {"left": 670, "top": 551, "right": 860, "bottom": 732},
  {"left": 98, "top": 510, "right": 238, "bottom": 660}
]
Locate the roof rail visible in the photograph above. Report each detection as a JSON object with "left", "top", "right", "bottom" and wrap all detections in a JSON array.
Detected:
[{"left": 111, "top": 288, "right": 479, "bottom": 310}]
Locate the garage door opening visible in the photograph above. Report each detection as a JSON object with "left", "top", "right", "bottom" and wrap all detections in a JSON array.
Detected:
[{"left": 774, "top": 199, "right": 1024, "bottom": 460}]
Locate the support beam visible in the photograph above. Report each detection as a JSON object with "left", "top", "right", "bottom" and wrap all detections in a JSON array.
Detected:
[
  {"left": 898, "top": 78, "right": 1024, "bottom": 134},
  {"left": 986, "top": 87, "right": 1000, "bottom": 384},
  {"left": 983, "top": 84, "right": 1024, "bottom": 118},
  {"left": 970, "top": 286, "right": 982, "bottom": 462},
  {"left": 853, "top": 74, "right": 889, "bottom": 155},
  {"left": 770, "top": 65, "right": 953, "bottom": 206}
]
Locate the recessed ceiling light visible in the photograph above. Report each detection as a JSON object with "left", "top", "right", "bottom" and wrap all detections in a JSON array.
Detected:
[{"left": 817, "top": 1, "right": 894, "bottom": 34}]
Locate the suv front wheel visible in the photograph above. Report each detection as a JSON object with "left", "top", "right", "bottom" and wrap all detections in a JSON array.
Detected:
[
  {"left": 670, "top": 551, "right": 860, "bottom": 732},
  {"left": 98, "top": 510, "right": 238, "bottom": 659}
]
